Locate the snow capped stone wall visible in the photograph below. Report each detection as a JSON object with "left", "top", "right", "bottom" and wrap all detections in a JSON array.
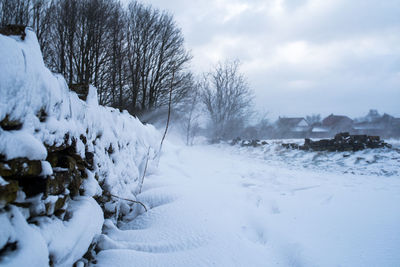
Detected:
[{"left": 0, "top": 28, "right": 159, "bottom": 266}]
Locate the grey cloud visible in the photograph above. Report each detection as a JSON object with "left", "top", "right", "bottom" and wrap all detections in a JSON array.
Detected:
[{"left": 141, "top": 0, "right": 400, "bottom": 119}]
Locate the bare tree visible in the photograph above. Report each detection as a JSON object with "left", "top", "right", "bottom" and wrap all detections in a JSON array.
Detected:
[
  {"left": 0, "top": 0, "right": 31, "bottom": 26},
  {"left": 182, "top": 84, "right": 201, "bottom": 145},
  {"left": 306, "top": 114, "right": 321, "bottom": 126},
  {"left": 126, "top": 1, "right": 192, "bottom": 115},
  {"left": 201, "top": 60, "right": 254, "bottom": 141}
]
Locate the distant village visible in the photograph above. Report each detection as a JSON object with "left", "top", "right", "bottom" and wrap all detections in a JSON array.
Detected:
[{"left": 245, "top": 110, "right": 400, "bottom": 139}]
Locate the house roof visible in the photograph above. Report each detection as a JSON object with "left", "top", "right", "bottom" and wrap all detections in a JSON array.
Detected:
[
  {"left": 277, "top": 117, "right": 307, "bottom": 128},
  {"left": 322, "top": 114, "right": 353, "bottom": 126}
]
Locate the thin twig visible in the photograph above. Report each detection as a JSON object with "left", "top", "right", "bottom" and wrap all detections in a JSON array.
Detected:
[
  {"left": 106, "top": 192, "right": 148, "bottom": 212},
  {"left": 138, "top": 147, "right": 150, "bottom": 194},
  {"left": 158, "top": 67, "right": 175, "bottom": 155}
]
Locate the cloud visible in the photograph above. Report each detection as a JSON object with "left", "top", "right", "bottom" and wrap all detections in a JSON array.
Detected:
[{"left": 140, "top": 0, "right": 400, "bottom": 119}]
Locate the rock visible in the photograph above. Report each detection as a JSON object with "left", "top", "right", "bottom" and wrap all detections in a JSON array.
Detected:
[
  {"left": 0, "top": 24, "right": 27, "bottom": 40},
  {"left": 0, "top": 115, "right": 23, "bottom": 131},
  {"left": 46, "top": 152, "right": 59, "bottom": 167},
  {"left": 47, "top": 172, "right": 70, "bottom": 195},
  {"left": 45, "top": 134, "right": 77, "bottom": 154},
  {"left": 80, "top": 134, "right": 87, "bottom": 145},
  {"left": 334, "top": 132, "right": 350, "bottom": 141},
  {"left": 0, "top": 159, "right": 42, "bottom": 178},
  {"left": 59, "top": 155, "right": 77, "bottom": 172},
  {"left": 231, "top": 137, "right": 241, "bottom": 145},
  {"left": 45, "top": 195, "right": 68, "bottom": 215},
  {"left": 69, "top": 83, "right": 89, "bottom": 101},
  {"left": 283, "top": 143, "right": 299, "bottom": 149},
  {"left": 0, "top": 180, "right": 19, "bottom": 206},
  {"left": 85, "top": 152, "right": 94, "bottom": 170},
  {"left": 36, "top": 108, "right": 48, "bottom": 123},
  {"left": 107, "top": 144, "right": 114, "bottom": 154},
  {"left": 54, "top": 195, "right": 68, "bottom": 212},
  {"left": 0, "top": 241, "right": 18, "bottom": 257},
  {"left": 283, "top": 132, "right": 389, "bottom": 152},
  {"left": 239, "top": 139, "right": 263, "bottom": 148},
  {"left": 17, "top": 176, "right": 49, "bottom": 198},
  {"left": 69, "top": 172, "right": 82, "bottom": 197}
]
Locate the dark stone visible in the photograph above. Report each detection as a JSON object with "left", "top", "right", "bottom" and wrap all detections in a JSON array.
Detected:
[
  {"left": 0, "top": 180, "right": 19, "bottom": 205},
  {"left": 80, "top": 134, "right": 87, "bottom": 145},
  {"left": 69, "top": 83, "right": 89, "bottom": 101},
  {"left": 68, "top": 172, "right": 82, "bottom": 197},
  {"left": 0, "top": 159, "right": 42, "bottom": 178},
  {"left": 85, "top": 151, "right": 94, "bottom": 170},
  {"left": 283, "top": 132, "right": 389, "bottom": 152},
  {"left": 239, "top": 139, "right": 263, "bottom": 148},
  {"left": 107, "top": 144, "right": 114, "bottom": 154},
  {"left": 36, "top": 108, "right": 48, "bottom": 123},
  {"left": 17, "top": 176, "right": 47, "bottom": 198},
  {"left": 0, "top": 115, "right": 23, "bottom": 131},
  {"left": 45, "top": 195, "right": 68, "bottom": 215},
  {"left": 0, "top": 24, "right": 27, "bottom": 40},
  {"left": 46, "top": 152, "right": 59, "bottom": 167},
  {"left": 0, "top": 241, "right": 18, "bottom": 258},
  {"left": 47, "top": 172, "right": 70, "bottom": 195},
  {"left": 58, "top": 155, "right": 77, "bottom": 172},
  {"left": 231, "top": 137, "right": 241, "bottom": 145}
]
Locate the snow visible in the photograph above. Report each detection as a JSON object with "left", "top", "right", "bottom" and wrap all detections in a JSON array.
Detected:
[
  {"left": 33, "top": 197, "right": 103, "bottom": 267},
  {"left": 40, "top": 160, "right": 53, "bottom": 176},
  {"left": 0, "top": 29, "right": 50, "bottom": 122},
  {"left": 0, "top": 130, "right": 47, "bottom": 160},
  {"left": 232, "top": 139, "right": 400, "bottom": 176},
  {"left": 0, "top": 177, "right": 8, "bottom": 186},
  {"left": 82, "top": 170, "right": 103, "bottom": 197},
  {"left": 0, "top": 206, "right": 49, "bottom": 267},
  {"left": 94, "top": 141, "right": 400, "bottom": 267},
  {"left": 311, "top": 127, "right": 329, "bottom": 133}
]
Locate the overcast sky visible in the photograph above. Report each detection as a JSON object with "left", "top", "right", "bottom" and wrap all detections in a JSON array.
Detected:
[{"left": 141, "top": 0, "right": 400, "bottom": 119}]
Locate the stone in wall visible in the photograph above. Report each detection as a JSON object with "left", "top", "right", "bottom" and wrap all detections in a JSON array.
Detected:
[{"left": 282, "top": 132, "right": 391, "bottom": 152}]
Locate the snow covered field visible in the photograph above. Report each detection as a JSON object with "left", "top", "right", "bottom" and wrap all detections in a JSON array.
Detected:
[
  {"left": 94, "top": 141, "right": 400, "bottom": 267},
  {"left": 233, "top": 139, "right": 400, "bottom": 177}
]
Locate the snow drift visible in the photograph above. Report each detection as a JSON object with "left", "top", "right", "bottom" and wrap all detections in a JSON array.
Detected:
[{"left": 0, "top": 28, "right": 159, "bottom": 266}]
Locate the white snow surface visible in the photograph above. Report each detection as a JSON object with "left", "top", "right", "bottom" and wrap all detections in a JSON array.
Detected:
[
  {"left": 32, "top": 197, "right": 103, "bottom": 267},
  {"left": 94, "top": 142, "right": 400, "bottom": 267},
  {"left": 0, "top": 206, "right": 49, "bottom": 267},
  {"left": 235, "top": 139, "right": 400, "bottom": 177}
]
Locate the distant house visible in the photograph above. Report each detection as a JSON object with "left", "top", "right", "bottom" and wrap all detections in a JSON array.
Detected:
[
  {"left": 392, "top": 118, "right": 400, "bottom": 137},
  {"left": 275, "top": 117, "right": 309, "bottom": 138},
  {"left": 322, "top": 114, "right": 353, "bottom": 135},
  {"left": 353, "top": 112, "right": 400, "bottom": 137}
]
